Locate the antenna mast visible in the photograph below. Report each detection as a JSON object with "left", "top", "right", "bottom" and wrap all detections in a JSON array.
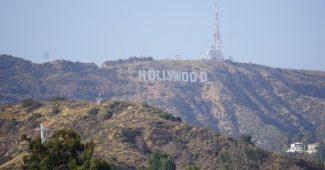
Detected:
[{"left": 207, "top": 3, "right": 224, "bottom": 62}]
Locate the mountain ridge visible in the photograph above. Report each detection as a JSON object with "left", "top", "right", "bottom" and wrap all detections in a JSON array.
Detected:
[{"left": 1, "top": 54, "right": 324, "bottom": 152}]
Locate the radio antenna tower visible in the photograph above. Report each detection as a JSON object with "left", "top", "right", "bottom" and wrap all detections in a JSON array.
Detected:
[{"left": 207, "top": 3, "right": 224, "bottom": 62}]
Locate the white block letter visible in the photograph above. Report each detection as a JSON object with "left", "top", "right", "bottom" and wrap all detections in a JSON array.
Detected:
[
  {"left": 182, "top": 72, "right": 189, "bottom": 82},
  {"left": 200, "top": 72, "right": 208, "bottom": 82},
  {"left": 138, "top": 70, "right": 147, "bottom": 81},
  {"left": 156, "top": 70, "right": 164, "bottom": 81},
  {"left": 190, "top": 72, "right": 197, "bottom": 82},
  {"left": 162, "top": 70, "right": 167, "bottom": 81},
  {"left": 167, "top": 70, "right": 181, "bottom": 81},
  {"left": 148, "top": 70, "right": 156, "bottom": 81}
]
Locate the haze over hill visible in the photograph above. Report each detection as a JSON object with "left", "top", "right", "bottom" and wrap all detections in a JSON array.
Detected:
[{"left": 0, "top": 54, "right": 324, "bottom": 152}]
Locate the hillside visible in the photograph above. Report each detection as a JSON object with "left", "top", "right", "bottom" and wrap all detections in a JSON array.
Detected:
[
  {"left": 0, "top": 54, "right": 325, "bottom": 152},
  {"left": 0, "top": 100, "right": 324, "bottom": 169}
]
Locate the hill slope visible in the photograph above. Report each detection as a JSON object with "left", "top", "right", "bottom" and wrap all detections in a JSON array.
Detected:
[
  {"left": 0, "top": 100, "right": 324, "bottom": 169},
  {"left": 0, "top": 55, "right": 325, "bottom": 152}
]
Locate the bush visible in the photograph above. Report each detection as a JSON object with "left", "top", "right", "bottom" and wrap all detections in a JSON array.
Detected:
[
  {"left": 47, "top": 96, "right": 67, "bottom": 102},
  {"left": 2, "top": 118, "right": 17, "bottom": 132},
  {"left": 220, "top": 164, "right": 232, "bottom": 170},
  {"left": 145, "top": 151, "right": 176, "bottom": 170},
  {"left": 90, "top": 158, "right": 112, "bottom": 170},
  {"left": 159, "top": 112, "right": 182, "bottom": 122},
  {"left": 88, "top": 107, "right": 99, "bottom": 115},
  {"left": 108, "top": 101, "right": 129, "bottom": 114},
  {"left": 239, "top": 135, "right": 253, "bottom": 145},
  {"left": 218, "top": 150, "right": 231, "bottom": 163},
  {"left": 120, "top": 128, "right": 141, "bottom": 145},
  {"left": 48, "top": 106, "right": 60, "bottom": 116},
  {"left": 99, "top": 109, "right": 113, "bottom": 120},
  {"left": 21, "top": 99, "right": 42, "bottom": 111},
  {"left": 185, "top": 165, "right": 200, "bottom": 170}
]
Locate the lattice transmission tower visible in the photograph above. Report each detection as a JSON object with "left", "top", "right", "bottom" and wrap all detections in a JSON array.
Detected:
[{"left": 207, "top": 3, "right": 224, "bottom": 62}]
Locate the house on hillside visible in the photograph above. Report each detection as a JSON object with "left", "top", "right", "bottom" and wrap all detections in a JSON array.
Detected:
[
  {"left": 307, "top": 143, "right": 318, "bottom": 154},
  {"left": 287, "top": 142, "right": 304, "bottom": 153},
  {"left": 286, "top": 142, "right": 319, "bottom": 154}
]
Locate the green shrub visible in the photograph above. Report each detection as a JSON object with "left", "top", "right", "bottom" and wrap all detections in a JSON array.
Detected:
[
  {"left": 2, "top": 118, "right": 17, "bottom": 132},
  {"left": 145, "top": 151, "right": 176, "bottom": 170},
  {"left": 120, "top": 128, "right": 141, "bottom": 145},
  {"left": 90, "top": 158, "right": 112, "bottom": 170},
  {"left": 47, "top": 96, "right": 67, "bottom": 102},
  {"left": 220, "top": 164, "right": 232, "bottom": 170},
  {"left": 239, "top": 135, "right": 253, "bottom": 145},
  {"left": 88, "top": 107, "right": 99, "bottom": 115},
  {"left": 159, "top": 112, "right": 182, "bottom": 122},
  {"left": 48, "top": 106, "right": 60, "bottom": 116},
  {"left": 185, "top": 165, "right": 199, "bottom": 170},
  {"left": 99, "top": 109, "right": 113, "bottom": 120},
  {"left": 218, "top": 150, "right": 231, "bottom": 163}
]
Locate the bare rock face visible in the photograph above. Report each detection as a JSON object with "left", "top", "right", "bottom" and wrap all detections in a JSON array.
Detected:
[{"left": 1, "top": 55, "right": 325, "bottom": 152}]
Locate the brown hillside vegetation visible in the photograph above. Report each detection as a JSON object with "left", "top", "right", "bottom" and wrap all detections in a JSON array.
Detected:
[
  {"left": 0, "top": 100, "right": 324, "bottom": 169},
  {"left": 0, "top": 55, "right": 325, "bottom": 152}
]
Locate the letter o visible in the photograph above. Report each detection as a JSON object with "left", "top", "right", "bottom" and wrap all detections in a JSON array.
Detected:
[
  {"left": 200, "top": 72, "right": 208, "bottom": 82},
  {"left": 182, "top": 72, "right": 189, "bottom": 82},
  {"left": 148, "top": 70, "right": 156, "bottom": 81},
  {"left": 190, "top": 72, "right": 197, "bottom": 82}
]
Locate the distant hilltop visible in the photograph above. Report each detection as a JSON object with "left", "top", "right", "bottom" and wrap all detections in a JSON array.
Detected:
[{"left": 0, "top": 54, "right": 325, "bottom": 153}]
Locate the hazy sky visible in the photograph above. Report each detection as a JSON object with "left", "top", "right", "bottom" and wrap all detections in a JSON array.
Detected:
[{"left": 1, "top": 0, "right": 325, "bottom": 70}]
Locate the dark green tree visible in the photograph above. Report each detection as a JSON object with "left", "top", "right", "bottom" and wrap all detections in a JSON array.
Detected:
[
  {"left": 90, "top": 159, "right": 112, "bottom": 170},
  {"left": 316, "top": 142, "right": 325, "bottom": 163},
  {"left": 145, "top": 151, "right": 176, "bottom": 170},
  {"left": 22, "top": 128, "right": 111, "bottom": 170}
]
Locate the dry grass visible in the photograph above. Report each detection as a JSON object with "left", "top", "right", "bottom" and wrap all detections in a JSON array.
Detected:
[{"left": 0, "top": 100, "right": 323, "bottom": 169}]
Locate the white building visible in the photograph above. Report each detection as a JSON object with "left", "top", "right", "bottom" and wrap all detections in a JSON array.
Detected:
[
  {"left": 307, "top": 143, "right": 318, "bottom": 154},
  {"left": 286, "top": 142, "right": 320, "bottom": 154},
  {"left": 287, "top": 142, "right": 304, "bottom": 153}
]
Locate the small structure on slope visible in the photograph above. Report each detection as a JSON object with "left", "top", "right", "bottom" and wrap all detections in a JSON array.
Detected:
[{"left": 36, "top": 123, "right": 48, "bottom": 143}]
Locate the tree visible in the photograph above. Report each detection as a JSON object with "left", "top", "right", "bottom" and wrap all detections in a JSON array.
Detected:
[
  {"left": 22, "top": 128, "right": 111, "bottom": 170},
  {"left": 316, "top": 142, "right": 325, "bottom": 163},
  {"left": 90, "top": 159, "right": 112, "bottom": 170},
  {"left": 146, "top": 151, "right": 176, "bottom": 170},
  {"left": 232, "top": 135, "right": 257, "bottom": 170}
]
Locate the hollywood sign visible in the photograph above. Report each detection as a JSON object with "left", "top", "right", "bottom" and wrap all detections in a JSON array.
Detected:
[{"left": 138, "top": 70, "right": 208, "bottom": 83}]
